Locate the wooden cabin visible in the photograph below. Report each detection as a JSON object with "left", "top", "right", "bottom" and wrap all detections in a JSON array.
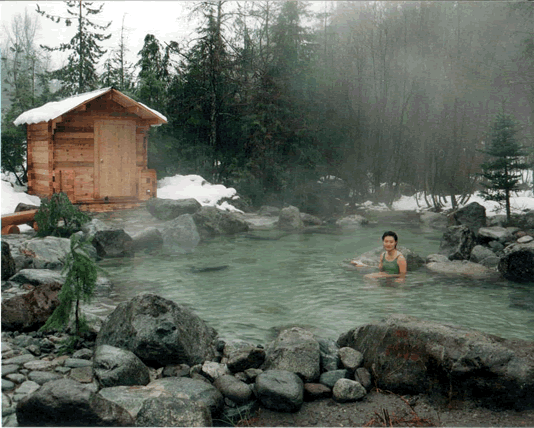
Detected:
[{"left": 13, "top": 87, "right": 167, "bottom": 212}]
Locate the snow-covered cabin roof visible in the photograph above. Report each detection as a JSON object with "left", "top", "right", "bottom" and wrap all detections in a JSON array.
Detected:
[{"left": 13, "top": 87, "right": 167, "bottom": 126}]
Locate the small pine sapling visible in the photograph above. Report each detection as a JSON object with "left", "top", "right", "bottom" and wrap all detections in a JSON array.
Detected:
[
  {"left": 479, "top": 113, "right": 530, "bottom": 223},
  {"left": 41, "top": 234, "right": 99, "bottom": 339},
  {"left": 35, "top": 192, "right": 91, "bottom": 237}
]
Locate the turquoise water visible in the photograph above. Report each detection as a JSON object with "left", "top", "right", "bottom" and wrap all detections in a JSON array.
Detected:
[{"left": 98, "top": 223, "right": 534, "bottom": 344}]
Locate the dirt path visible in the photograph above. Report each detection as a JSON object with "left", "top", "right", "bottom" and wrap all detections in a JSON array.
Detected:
[{"left": 240, "top": 390, "right": 534, "bottom": 427}]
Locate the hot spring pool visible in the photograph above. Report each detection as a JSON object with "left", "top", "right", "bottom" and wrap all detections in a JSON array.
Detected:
[{"left": 96, "top": 218, "right": 534, "bottom": 344}]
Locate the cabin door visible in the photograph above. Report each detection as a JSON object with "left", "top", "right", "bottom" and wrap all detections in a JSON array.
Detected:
[{"left": 94, "top": 119, "right": 137, "bottom": 199}]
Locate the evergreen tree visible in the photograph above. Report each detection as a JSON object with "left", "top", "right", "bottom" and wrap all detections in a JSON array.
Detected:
[
  {"left": 37, "top": 1, "right": 111, "bottom": 96},
  {"left": 41, "top": 234, "right": 99, "bottom": 338},
  {"left": 479, "top": 113, "right": 530, "bottom": 222},
  {"left": 1, "top": 9, "right": 52, "bottom": 184}
]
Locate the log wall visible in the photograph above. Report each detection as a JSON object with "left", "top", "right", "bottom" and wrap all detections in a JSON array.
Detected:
[{"left": 25, "top": 96, "right": 157, "bottom": 208}]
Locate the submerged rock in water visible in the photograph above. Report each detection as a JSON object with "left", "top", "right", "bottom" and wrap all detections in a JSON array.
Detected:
[
  {"left": 278, "top": 206, "right": 304, "bottom": 231},
  {"left": 426, "top": 260, "right": 500, "bottom": 279}
]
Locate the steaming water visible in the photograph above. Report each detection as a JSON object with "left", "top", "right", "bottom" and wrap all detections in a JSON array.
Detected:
[{"left": 96, "top": 216, "right": 534, "bottom": 344}]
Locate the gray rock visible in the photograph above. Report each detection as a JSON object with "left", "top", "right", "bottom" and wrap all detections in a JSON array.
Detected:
[
  {"left": 419, "top": 212, "right": 448, "bottom": 231},
  {"left": 5, "top": 374, "right": 25, "bottom": 385},
  {"left": 92, "top": 228, "right": 134, "bottom": 258},
  {"left": 337, "top": 314, "right": 534, "bottom": 409},
  {"left": 255, "top": 370, "right": 304, "bottom": 413},
  {"left": 98, "top": 385, "right": 158, "bottom": 418},
  {"left": 69, "top": 366, "right": 93, "bottom": 383},
  {"left": 23, "top": 360, "right": 59, "bottom": 371},
  {"left": 131, "top": 227, "right": 164, "bottom": 252},
  {"left": 319, "top": 369, "right": 350, "bottom": 389},
  {"left": 2, "top": 241, "right": 16, "bottom": 280},
  {"left": 303, "top": 383, "right": 331, "bottom": 401},
  {"left": 1, "top": 282, "right": 62, "bottom": 332},
  {"left": 518, "top": 235, "right": 534, "bottom": 244},
  {"left": 28, "top": 370, "right": 63, "bottom": 385},
  {"left": 16, "top": 378, "right": 134, "bottom": 426},
  {"left": 2, "top": 380, "right": 15, "bottom": 391},
  {"left": 214, "top": 374, "right": 254, "bottom": 404},
  {"left": 332, "top": 378, "right": 366, "bottom": 402},
  {"left": 470, "top": 245, "right": 496, "bottom": 263},
  {"left": 339, "top": 347, "right": 363, "bottom": 371},
  {"left": 479, "top": 256, "right": 501, "bottom": 269},
  {"left": 278, "top": 206, "right": 304, "bottom": 231},
  {"left": 244, "top": 368, "right": 263, "bottom": 382},
  {"left": 489, "top": 240, "right": 505, "bottom": 252},
  {"left": 201, "top": 361, "right": 230, "bottom": 382},
  {"left": 8, "top": 269, "right": 64, "bottom": 286},
  {"left": 136, "top": 396, "right": 212, "bottom": 427},
  {"left": 162, "top": 363, "right": 191, "bottom": 378},
  {"left": 478, "top": 227, "right": 514, "bottom": 244},
  {"left": 226, "top": 345, "right": 265, "bottom": 373},
  {"left": 439, "top": 225, "right": 476, "bottom": 260},
  {"left": 14, "top": 380, "right": 40, "bottom": 396},
  {"left": 72, "top": 348, "right": 94, "bottom": 360},
  {"left": 487, "top": 215, "right": 507, "bottom": 227},
  {"left": 317, "top": 337, "right": 339, "bottom": 372},
  {"left": 263, "top": 327, "right": 321, "bottom": 383},
  {"left": 449, "top": 202, "right": 486, "bottom": 234},
  {"left": 96, "top": 293, "right": 217, "bottom": 367},
  {"left": 425, "top": 254, "right": 450, "bottom": 264},
  {"left": 2, "top": 354, "right": 36, "bottom": 365},
  {"left": 300, "top": 213, "right": 323, "bottom": 226},
  {"left": 162, "top": 213, "right": 201, "bottom": 253},
  {"left": 146, "top": 197, "right": 202, "bottom": 221},
  {"left": 93, "top": 345, "right": 150, "bottom": 388},
  {"left": 426, "top": 261, "right": 500, "bottom": 279},
  {"left": 355, "top": 367, "right": 372, "bottom": 390},
  {"left": 193, "top": 206, "right": 250, "bottom": 239},
  {"left": 146, "top": 377, "right": 224, "bottom": 417},
  {"left": 64, "top": 358, "right": 92, "bottom": 368},
  {"left": 2, "top": 365, "right": 20, "bottom": 376},
  {"left": 18, "top": 236, "right": 71, "bottom": 270},
  {"left": 81, "top": 219, "right": 112, "bottom": 237},
  {"left": 499, "top": 241, "right": 534, "bottom": 283},
  {"left": 336, "top": 214, "right": 369, "bottom": 227},
  {"left": 257, "top": 206, "right": 281, "bottom": 217}
]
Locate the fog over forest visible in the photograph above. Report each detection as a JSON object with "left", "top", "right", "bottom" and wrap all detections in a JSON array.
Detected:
[{"left": 2, "top": 1, "right": 533, "bottom": 213}]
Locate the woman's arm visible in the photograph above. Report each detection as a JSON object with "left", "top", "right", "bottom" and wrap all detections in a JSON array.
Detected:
[
  {"left": 395, "top": 255, "right": 407, "bottom": 282},
  {"left": 378, "top": 253, "right": 384, "bottom": 271}
]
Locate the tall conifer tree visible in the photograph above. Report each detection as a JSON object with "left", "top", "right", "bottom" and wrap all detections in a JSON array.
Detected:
[{"left": 37, "top": 1, "right": 111, "bottom": 96}]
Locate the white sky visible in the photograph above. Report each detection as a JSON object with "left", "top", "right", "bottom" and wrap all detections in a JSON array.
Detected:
[{"left": 1, "top": 1, "right": 198, "bottom": 70}]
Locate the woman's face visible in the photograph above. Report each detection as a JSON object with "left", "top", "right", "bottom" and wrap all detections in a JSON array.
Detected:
[{"left": 383, "top": 236, "right": 397, "bottom": 251}]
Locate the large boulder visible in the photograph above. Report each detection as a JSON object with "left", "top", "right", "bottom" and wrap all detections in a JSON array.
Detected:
[
  {"left": 18, "top": 236, "right": 71, "bottom": 269},
  {"left": 131, "top": 227, "right": 163, "bottom": 252},
  {"left": 16, "top": 378, "right": 134, "bottom": 426},
  {"left": 352, "top": 246, "right": 424, "bottom": 271},
  {"left": 92, "top": 229, "right": 134, "bottom": 258},
  {"left": 161, "top": 214, "right": 201, "bottom": 253},
  {"left": 8, "top": 268, "right": 64, "bottom": 286},
  {"left": 135, "top": 396, "right": 212, "bottom": 427},
  {"left": 277, "top": 206, "right": 304, "bottom": 231},
  {"left": 255, "top": 370, "right": 304, "bottom": 413},
  {"left": 419, "top": 212, "right": 448, "bottom": 231},
  {"left": 96, "top": 293, "right": 217, "bottom": 367},
  {"left": 337, "top": 314, "right": 534, "bottom": 409},
  {"left": 426, "top": 260, "right": 500, "bottom": 279},
  {"left": 263, "top": 327, "right": 321, "bottom": 383},
  {"left": 93, "top": 345, "right": 151, "bottom": 388},
  {"left": 469, "top": 245, "right": 497, "bottom": 264},
  {"left": 498, "top": 240, "right": 534, "bottom": 283},
  {"left": 1, "top": 282, "right": 61, "bottom": 331},
  {"left": 2, "top": 241, "right": 16, "bottom": 279},
  {"left": 478, "top": 227, "right": 515, "bottom": 244},
  {"left": 146, "top": 197, "right": 202, "bottom": 221},
  {"left": 448, "top": 202, "right": 486, "bottom": 234},
  {"left": 146, "top": 377, "right": 224, "bottom": 417},
  {"left": 439, "top": 225, "right": 476, "bottom": 260},
  {"left": 193, "top": 206, "right": 249, "bottom": 239}
]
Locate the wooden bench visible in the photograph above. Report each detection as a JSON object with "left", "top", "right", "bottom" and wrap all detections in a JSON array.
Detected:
[{"left": 1, "top": 210, "right": 39, "bottom": 235}]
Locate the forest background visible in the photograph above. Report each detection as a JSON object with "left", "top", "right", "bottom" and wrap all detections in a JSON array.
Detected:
[{"left": 2, "top": 1, "right": 534, "bottom": 216}]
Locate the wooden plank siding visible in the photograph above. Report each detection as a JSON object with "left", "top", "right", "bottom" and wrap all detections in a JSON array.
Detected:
[{"left": 22, "top": 89, "right": 164, "bottom": 210}]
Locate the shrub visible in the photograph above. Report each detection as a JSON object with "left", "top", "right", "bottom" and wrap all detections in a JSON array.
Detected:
[{"left": 35, "top": 192, "right": 90, "bottom": 237}]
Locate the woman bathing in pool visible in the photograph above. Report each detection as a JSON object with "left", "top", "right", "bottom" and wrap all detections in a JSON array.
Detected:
[{"left": 351, "top": 231, "right": 407, "bottom": 282}]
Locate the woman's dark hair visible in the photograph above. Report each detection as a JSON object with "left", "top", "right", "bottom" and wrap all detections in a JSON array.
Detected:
[{"left": 382, "top": 231, "right": 398, "bottom": 245}]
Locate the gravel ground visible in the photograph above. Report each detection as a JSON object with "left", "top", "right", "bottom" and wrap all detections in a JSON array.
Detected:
[{"left": 240, "top": 390, "right": 534, "bottom": 427}]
